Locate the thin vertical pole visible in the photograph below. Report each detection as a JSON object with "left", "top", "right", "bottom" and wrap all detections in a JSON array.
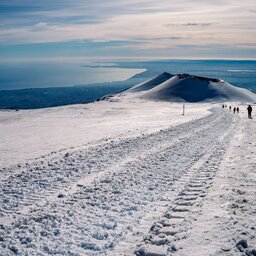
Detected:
[{"left": 183, "top": 104, "right": 185, "bottom": 115}]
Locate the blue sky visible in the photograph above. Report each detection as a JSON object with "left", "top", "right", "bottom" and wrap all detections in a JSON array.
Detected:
[{"left": 0, "top": 0, "right": 255, "bottom": 60}]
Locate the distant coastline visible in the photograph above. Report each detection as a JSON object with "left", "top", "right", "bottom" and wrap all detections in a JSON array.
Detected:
[
  {"left": 0, "top": 62, "right": 146, "bottom": 90},
  {"left": 0, "top": 59, "right": 255, "bottom": 109},
  {"left": 0, "top": 70, "right": 148, "bottom": 110}
]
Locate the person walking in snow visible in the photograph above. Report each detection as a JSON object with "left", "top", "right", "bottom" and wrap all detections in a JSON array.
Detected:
[
  {"left": 233, "top": 107, "right": 236, "bottom": 114},
  {"left": 229, "top": 106, "right": 231, "bottom": 111},
  {"left": 247, "top": 105, "right": 252, "bottom": 118},
  {"left": 236, "top": 107, "right": 239, "bottom": 113}
]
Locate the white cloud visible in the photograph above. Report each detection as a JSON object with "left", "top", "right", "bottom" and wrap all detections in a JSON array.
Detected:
[{"left": 0, "top": 0, "right": 255, "bottom": 58}]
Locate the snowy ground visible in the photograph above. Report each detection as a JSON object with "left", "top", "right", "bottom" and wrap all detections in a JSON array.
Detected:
[
  {"left": 0, "top": 97, "right": 255, "bottom": 256},
  {"left": 0, "top": 98, "right": 210, "bottom": 168}
]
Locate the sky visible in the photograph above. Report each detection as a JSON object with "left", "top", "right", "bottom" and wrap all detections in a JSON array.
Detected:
[{"left": 0, "top": 0, "right": 256, "bottom": 61}]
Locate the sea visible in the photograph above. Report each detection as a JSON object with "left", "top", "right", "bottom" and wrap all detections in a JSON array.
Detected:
[
  {"left": 0, "top": 59, "right": 255, "bottom": 91},
  {"left": 0, "top": 61, "right": 145, "bottom": 90}
]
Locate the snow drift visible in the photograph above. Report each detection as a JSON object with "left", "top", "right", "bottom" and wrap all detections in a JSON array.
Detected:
[{"left": 126, "top": 73, "right": 256, "bottom": 103}]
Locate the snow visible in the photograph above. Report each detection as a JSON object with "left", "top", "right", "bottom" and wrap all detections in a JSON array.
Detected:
[
  {"left": 0, "top": 86, "right": 256, "bottom": 255},
  {"left": 0, "top": 99, "right": 210, "bottom": 168},
  {"left": 173, "top": 112, "right": 256, "bottom": 256},
  {"left": 126, "top": 72, "right": 173, "bottom": 93}
]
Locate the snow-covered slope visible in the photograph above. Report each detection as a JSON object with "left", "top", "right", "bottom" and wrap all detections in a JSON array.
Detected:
[
  {"left": 0, "top": 96, "right": 256, "bottom": 255},
  {"left": 126, "top": 72, "right": 173, "bottom": 92},
  {"left": 0, "top": 100, "right": 210, "bottom": 168},
  {"left": 130, "top": 73, "right": 256, "bottom": 103},
  {"left": 0, "top": 101, "right": 255, "bottom": 256}
]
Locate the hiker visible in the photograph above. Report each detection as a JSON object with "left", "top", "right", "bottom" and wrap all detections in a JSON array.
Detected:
[
  {"left": 233, "top": 107, "right": 236, "bottom": 114},
  {"left": 222, "top": 104, "right": 225, "bottom": 108},
  {"left": 236, "top": 107, "right": 239, "bottom": 113},
  {"left": 229, "top": 106, "right": 231, "bottom": 111},
  {"left": 247, "top": 105, "right": 252, "bottom": 118}
]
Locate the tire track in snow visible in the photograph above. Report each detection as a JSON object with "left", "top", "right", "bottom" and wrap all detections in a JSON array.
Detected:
[
  {"left": 0, "top": 109, "right": 219, "bottom": 219},
  {"left": 171, "top": 114, "right": 256, "bottom": 256},
  {"left": 0, "top": 108, "right": 235, "bottom": 256},
  {"left": 133, "top": 128, "right": 234, "bottom": 256},
  {"left": 111, "top": 109, "right": 236, "bottom": 256}
]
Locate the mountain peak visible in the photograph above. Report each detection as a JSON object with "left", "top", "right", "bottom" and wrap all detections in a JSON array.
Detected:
[
  {"left": 176, "top": 73, "right": 222, "bottom": 83},
  {"left": 125, "top": 72, "right": 256, "bottom": 103}
]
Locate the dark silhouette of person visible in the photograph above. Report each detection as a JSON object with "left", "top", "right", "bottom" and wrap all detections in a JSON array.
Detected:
[
  {"left": 229, "top": 106, "right": 231, "bottom": 111},
  {"left": 222, "top": 104, "right": 225, "bottom": 108},
  {"left": 247, "top": 105, "right": 252, "bottom": 118},
  {"left": 233, "top": 107, "right": 236, "bottom": 114},
  {"left": 236, "top": 107, "right": 239, "bottom": 113}
]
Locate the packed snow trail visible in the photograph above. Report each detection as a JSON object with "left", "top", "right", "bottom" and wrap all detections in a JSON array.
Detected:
[
  {"left": 168, "top": 113, "right": 256, "bottom": 256},
  {"left": 0, "top": 108, "right": 219, "bottom": 218},
  {"left": 0, "top": 106, "right": 251, "bottom": 256}
]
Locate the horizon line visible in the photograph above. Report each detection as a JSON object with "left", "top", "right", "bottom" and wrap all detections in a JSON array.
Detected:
[{"left": 0, "top": 56, "right": 256, "bottom": 63}]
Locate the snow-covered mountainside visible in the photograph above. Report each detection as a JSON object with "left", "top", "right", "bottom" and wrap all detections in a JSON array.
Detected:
[
  {"left": 126, "top": 72, "right": 173, "bottom": 92},
  {"left": 0, "top": 93, "right": 255, "bottom": 255},
  {"left": 125, "top": 73, "right": 256, "bottom": 103}
]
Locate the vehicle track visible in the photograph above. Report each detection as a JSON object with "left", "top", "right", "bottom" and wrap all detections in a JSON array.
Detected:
[
  {"left": 134, "top": 126, "right": 234, "bottom": 256},
  {"left": 0, "top": 109, "right": 220, "bottom": 219},
  {"left": 0, "top": 108, "right": 235, "bottom": 256}
]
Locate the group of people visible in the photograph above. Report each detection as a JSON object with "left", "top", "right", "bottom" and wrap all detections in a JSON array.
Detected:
[
  {"left": 222, "top": 104, "right": 239, "bottom": 113},
  {"left": 232, "top": 106, "right": 239, "bottom": 113},
  {"left": 222, "top": 104, "right": 253, "bottom": 118}
]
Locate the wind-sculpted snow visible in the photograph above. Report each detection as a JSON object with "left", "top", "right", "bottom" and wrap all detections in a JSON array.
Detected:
[{"left": 0, "top": 107, "right": 242, "bottom": 256}]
